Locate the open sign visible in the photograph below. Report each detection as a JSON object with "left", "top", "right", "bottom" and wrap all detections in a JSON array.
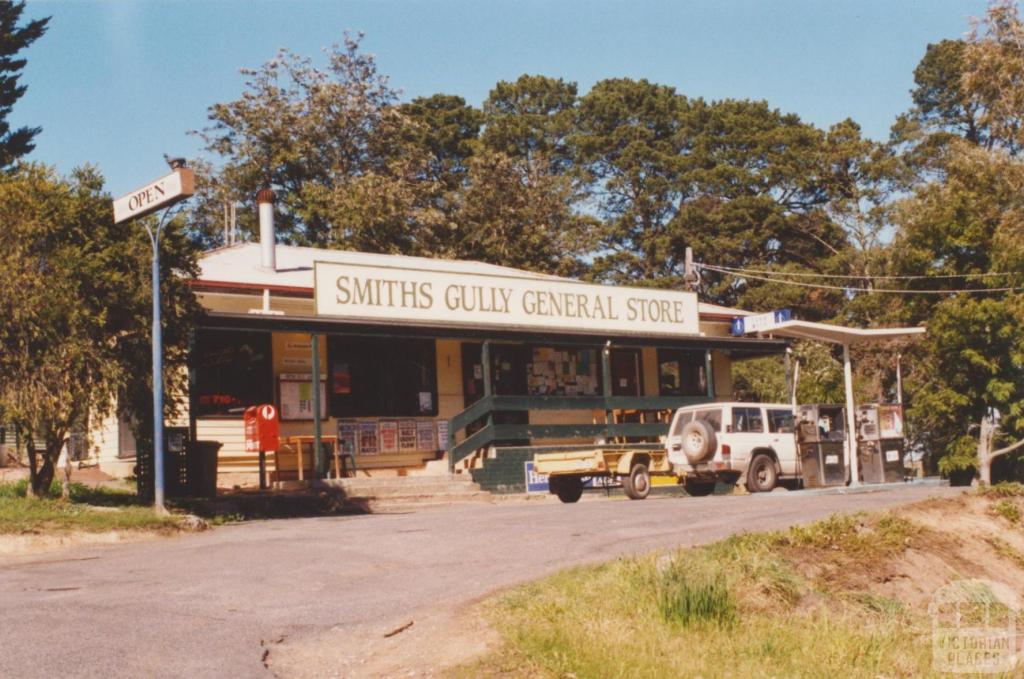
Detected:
[{"left": 244, "top": 404, "right": 280, "bottom": 452}]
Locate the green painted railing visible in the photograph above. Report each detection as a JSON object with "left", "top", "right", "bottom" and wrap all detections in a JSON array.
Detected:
[{"left": 446, "top": 394, "right": 712, "bottom": 471}]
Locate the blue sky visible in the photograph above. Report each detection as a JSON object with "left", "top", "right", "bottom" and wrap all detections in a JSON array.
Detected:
[{"left": 21, "top": 0, "right": 986, "bottom": 197}]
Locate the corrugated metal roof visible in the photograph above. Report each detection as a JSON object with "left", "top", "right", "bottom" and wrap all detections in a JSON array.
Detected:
[{"left": 196, "top": 243, "right": 750, "bottom": 317}]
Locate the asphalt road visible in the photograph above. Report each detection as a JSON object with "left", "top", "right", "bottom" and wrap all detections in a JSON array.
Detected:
[{"left": 0, "top": 484, "right": 957, "bottom": 678}]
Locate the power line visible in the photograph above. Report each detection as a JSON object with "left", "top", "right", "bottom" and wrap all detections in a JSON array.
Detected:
[
  {"left": 696, "top": 263, "right": 1024, "bottom": 294},
  {"left": 699, "top": 262, "right": 1022, "bottom": 280}
]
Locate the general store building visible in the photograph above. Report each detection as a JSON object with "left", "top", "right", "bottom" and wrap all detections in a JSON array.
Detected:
[{"left": 89, "top": 196, "right": 787, "bottom": 489}]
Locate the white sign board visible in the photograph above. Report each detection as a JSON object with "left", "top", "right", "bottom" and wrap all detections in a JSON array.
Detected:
[
  {"left": 314, "top": 262, "right": 700, "bottom": 337},
  {"left": 113, "top": 168, "right": 195, "bottom": 223}
]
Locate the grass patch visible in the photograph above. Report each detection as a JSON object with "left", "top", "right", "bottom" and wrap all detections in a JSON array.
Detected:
[
  {"left": 992, "top": 499, "right": 1022, "bottom": 524},
  {"left": 980, "top": 482, "right": 1024, "bottom": 498},
  {"left": 655, "top": 555, "right": 736, "bottom": 627},
  {"left": 454, "top": 511, "right": 946, "bottom": 679},
  {"left": 0, "top": 481, "right": 181, "bottom": 534}
]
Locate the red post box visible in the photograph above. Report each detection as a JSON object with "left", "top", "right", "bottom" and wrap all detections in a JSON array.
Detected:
[
  {"left": 244, "top": 404, "right": 280, "bottom": 453},
  {"left": 245, "top": 405, "right": 279, "bottom": 490}
]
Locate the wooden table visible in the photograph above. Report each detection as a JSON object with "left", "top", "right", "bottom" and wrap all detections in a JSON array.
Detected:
[{"left": 286, "top": 435, "right": 341, "bottom": 480}]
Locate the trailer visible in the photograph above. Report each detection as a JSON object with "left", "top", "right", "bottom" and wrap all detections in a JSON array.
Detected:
[{"left": 533, "top": 447, "right": 673, "bottom": 502}]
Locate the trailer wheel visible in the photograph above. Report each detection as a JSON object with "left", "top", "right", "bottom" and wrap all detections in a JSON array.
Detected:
[
  {"left": 622, "top": 463, "right": 651, "bottom": 500},
  {"left": 683, "top": 480, "right": 716, "bottom": 496},
  {"left": 551, "top": 476, "right": 583, "bottom": 503}
]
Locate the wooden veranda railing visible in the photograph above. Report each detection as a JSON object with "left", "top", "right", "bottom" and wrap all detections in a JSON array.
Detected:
[{"left": 446, "top": 394, "right": 713, "bottom": 471}]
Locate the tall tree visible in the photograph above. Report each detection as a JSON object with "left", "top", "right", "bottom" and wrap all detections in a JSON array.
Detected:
[
  {"left": 195, "top": 34, "right": 404, "bottom": 246},
  {"left": 0, "top": 1, "right": 48, "bottom": 170},
  {"left": 573, "top": 80, "right": 850, "bottom": 319},
  {"left": 888, "top": 137, "right": 1024, "bottom": 480},
  {"left": 482, "top": 74, "right": 578, "bottom": 171},
  {"left": 572, "top": 78, "right": 693, "bottom": 283},
  {"left": 0, "top": 165, "right": 200, "bottom": 496}
]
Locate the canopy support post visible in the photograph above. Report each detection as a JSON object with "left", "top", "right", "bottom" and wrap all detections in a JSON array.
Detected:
[
  {"left": 312, "top": 333, "right": 323, "bottom": 480},
  {"left": 843, "top": 342, "right": 859, "bottom": 487}
]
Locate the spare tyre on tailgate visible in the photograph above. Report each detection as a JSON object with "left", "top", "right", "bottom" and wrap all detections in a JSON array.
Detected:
[{"left": 681, "top": 419, "right": 717, "bottom": 463}]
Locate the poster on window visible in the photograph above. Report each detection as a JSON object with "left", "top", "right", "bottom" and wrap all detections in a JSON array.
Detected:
[
  {"left": 337, "top": 420, "right": 358, "bottom": 455},
  {"left": 416, "top": 420, "right": 436, "bottom": 451},
  {"left": 358, "top": 421, "right": 379, "bottom": 455},
  {"left": 436, "top": 420, "right": 450, "bottom": 452},
  {"left": 332, "top": 362, "right": 351, "bottom": 395},
  {"left": 279, "top": 376, "right": 328, "bottom": 420},
  {"left": 398, "top": 420, "right": 418, "bottom": 452},
  {"left": 379, "top": 419, "right": 399, "bottom": 454}
]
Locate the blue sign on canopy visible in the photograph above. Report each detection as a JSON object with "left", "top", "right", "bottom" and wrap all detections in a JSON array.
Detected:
[{"left": 731, "top": 308, "right": 791, "bottom": 336}]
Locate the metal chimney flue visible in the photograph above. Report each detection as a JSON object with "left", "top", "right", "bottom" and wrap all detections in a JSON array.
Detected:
[{"left": 256, "top": 188, "right": 276, "bottom": 271}]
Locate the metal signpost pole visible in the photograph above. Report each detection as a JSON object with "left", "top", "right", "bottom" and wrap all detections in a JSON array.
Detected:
[
  {"left": 112, "top": 162, "right": 195, "bottom": 512},
  {"left": 147, "top": 216, "right": 166, "bottom": 512}
]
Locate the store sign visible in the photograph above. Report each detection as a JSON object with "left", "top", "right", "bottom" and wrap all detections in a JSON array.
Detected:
[
  {"left": 314, "top": 262, "right": 700, "bottom": 337},
  {"left": 112, "top": 168, "right": 195, "bottom": 224},
  {"left": 730, "top": 308, "right": 791, "bottom": 336}
]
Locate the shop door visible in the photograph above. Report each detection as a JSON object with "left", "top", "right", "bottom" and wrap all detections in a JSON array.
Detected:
[
  {"left": 610, "top": 349, "right": 643, "bottom": 396},
  {"left": 460, "top": 343, "right": 529, "bottom": 428}
]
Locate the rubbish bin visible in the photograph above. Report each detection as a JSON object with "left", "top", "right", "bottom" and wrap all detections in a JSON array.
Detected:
[
  {"left": 797, "top": 405, "right": 848, "bottom": 487},
  {"left": 187, "top": 441, "right": 222, "bottom": 498}
]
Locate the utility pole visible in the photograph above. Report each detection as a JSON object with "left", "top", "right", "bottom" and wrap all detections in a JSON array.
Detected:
[{"left": 683, "top": 247, "right": 701, "bottom": 292}]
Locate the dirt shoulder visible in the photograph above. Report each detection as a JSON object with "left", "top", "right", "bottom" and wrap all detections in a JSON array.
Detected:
[{"left": 430, "top": 485, "right": 1024, "bottom": 678}]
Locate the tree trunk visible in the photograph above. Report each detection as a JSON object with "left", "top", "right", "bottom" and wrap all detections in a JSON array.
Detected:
[
  {"left": 25, "top": 438, "right": 39, "bottom": 498},
  {"left": 979, "top": 415, "right": 995, "bottom": 486},
  {"left": 62, "top": 447, "right": 73, "bottom": 500},
  {"left": 26, "top": 436, "right": 57, "bottom": 498},
  {"left": 32, "top": 454, "right": 55, "bottom": 497}
]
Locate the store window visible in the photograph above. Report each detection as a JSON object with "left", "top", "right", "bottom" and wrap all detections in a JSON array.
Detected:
[
  {"left": 117, "top": 414, "right": 137, "bottom": 459},
  {"left": 195, "top": 329, "right": 273, "bottom": 417},
  {"left": 328, "top": 336, "right": 437, "bottom": 417},
  {"left": 657, "top": 349, "right": 707, "bottom": 396},
  {"left": 526, "top": 346, "right": 600, "bottom": 396}
]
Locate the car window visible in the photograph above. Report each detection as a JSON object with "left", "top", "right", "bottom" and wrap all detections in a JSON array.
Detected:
[
  {"left": 767, "top": 409, "right": 794, "bottom": 433},
  {"left": 733, "top": 407, "right": 764, "bottom": 433},
  {"left": 693, "top": 408, "right": 722, "bottom": 432},
  {"left": 670, "top": 410, "right": 694, "bottom": 436}
]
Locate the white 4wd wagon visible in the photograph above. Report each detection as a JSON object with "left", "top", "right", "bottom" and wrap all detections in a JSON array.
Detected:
[{"left": 668, "top": 402, "right": 799, "bottom": 494}]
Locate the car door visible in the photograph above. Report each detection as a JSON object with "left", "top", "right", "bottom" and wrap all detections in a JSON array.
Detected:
[
  {"left": 767, "top": 408, "right": 798, "bottom": 475},
  {"left": 728, "top": 406, "right": 766, "bottom": 470}
]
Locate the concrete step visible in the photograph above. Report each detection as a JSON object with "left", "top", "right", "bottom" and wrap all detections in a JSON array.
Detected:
[{"left": 316, "top": 475, "right": 485, "bottom": 500}]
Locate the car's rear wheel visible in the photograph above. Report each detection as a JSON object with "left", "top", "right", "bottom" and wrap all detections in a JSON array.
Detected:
[
  {"left": 622, "top": 462, "right": 651, "bottom": 500},
  {"left": 683, "top": 479, "right": 716, "bottom": 496},
  {"left": 550, "top": 475, "right": 583, "bottom": 503},
  {"left": 746, "top": 455, "right": 778, "bottom": 493}
]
